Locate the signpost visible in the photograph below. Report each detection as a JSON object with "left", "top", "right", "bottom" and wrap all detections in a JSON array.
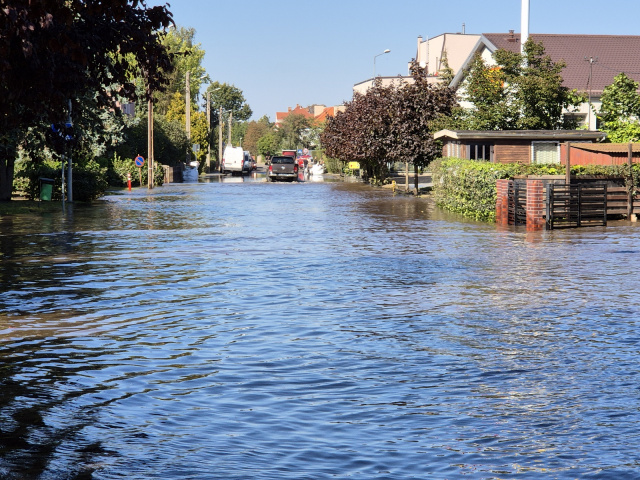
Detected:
[{"left": 135, "top": 155, "right": 145, "bottom": 186}]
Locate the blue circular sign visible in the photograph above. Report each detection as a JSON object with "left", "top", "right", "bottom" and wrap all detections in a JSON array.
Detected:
[{"left": 135, "top": 156, "right": 145, "bottom": 167}]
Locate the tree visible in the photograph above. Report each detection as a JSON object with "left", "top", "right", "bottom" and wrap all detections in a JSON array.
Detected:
[
  {"left": 154, "top": 26, "right": 208, "bottom": 117},
  {"left": 390, "top": 63, "right": 457, "bottom": 190},
  {"left": 257, "top": 133, "right": 278, "bottom": 160},
  {"left": 244, "top": 116, "right": 273, "bottom": 156},
  {"left": 206, "top": 82, "right": 252, "bottom": 124},
  {"left": 277, "top": 113, "right": 312, "bottom": 150},
  {"left": 456, "top": 39, "right": 584, "bottom": 131},
  {"left": 0, "top": 0, "right": 173, "bottom": 201},
  {"left": 598, "top": 73, "right": 640, "bottom": 142},
  {"left": 321, "top": 72, "right": 456, "bottom": 184}
]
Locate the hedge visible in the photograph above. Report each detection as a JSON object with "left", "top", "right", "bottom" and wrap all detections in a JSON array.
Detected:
[{"left": 431, "top": 157, "right": 640, "bottom": 222}]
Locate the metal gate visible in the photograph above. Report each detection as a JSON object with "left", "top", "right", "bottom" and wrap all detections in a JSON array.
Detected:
[
  {"left": 507, "top": 180, "right": 527, "bottom": 226},
  {"left": 546, "top": 183, "right": 607, "bottom": 229}
]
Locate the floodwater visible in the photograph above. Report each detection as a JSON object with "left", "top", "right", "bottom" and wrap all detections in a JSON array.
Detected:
[{"left": 2, "top": 175, "right": 640, "bottom": 479}]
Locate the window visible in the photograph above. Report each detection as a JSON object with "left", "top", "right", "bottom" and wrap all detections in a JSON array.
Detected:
[
  {"left": 467, "top": 143, "right": 493, "bottom": 161},
  {"left": 532, "top": 142, "right": 560, "bottom": 164},
  {"left": 447, "top": 141, "right": 461, "bottom": 158}
]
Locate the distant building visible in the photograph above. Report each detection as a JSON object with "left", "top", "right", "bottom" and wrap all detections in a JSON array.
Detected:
[
  {"left": 275, "top": 104, "right": 345, "bottom": 127},
  {"left": 354, "top": 32, "right": 640, "bottom": 131}
]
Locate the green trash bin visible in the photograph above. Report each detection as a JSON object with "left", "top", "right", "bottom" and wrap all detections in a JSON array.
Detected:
[{"left": 39, "top": 177, "right": 54, "bottom": 201}]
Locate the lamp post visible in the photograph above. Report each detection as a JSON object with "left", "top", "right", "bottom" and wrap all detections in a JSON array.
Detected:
[{"left": 373, "top": 49, "right": 390, "bottom": 78}]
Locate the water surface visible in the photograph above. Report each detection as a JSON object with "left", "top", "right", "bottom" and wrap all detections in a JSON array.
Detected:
[{"left": 1, "top": 179, "right": 640, "bottom": 479}]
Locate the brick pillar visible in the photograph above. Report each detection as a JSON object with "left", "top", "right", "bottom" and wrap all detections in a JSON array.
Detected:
[
  {"left": 526, "top": 179, "right": 545, "bottom": 231},
  {"left": 496, "top": 179, "right": 510, "bottom": 225}
]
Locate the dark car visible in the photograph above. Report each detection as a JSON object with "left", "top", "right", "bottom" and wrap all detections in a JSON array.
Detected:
[{"left": 267, "top": 156, "right": 298, "bottom": 182}]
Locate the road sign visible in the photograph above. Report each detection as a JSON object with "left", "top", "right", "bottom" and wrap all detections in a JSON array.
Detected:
[{"left": 135, "top": 156, "right": 145, "bottom": 167}]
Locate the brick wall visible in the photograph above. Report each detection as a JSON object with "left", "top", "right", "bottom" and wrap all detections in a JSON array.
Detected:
[
  {"left": 525, "top": 179, "right": 545, "bottom": 231},
  {"left": 496, "top": 179, "right": 510, "bottom": 225}
]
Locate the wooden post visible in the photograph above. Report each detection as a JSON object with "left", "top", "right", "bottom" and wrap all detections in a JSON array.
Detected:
[
  {"left": 565, "top": 142, "right": 571, "bottom": 184},
  {"left": 628, "top": 142, "right": 634, "bottom": 219}
]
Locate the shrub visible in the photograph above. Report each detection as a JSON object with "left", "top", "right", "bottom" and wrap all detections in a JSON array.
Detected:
[{"left": 431, "top": 158, "right": 640, "bottom": 222}]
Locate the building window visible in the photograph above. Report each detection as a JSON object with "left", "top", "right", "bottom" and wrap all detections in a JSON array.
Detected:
[
  {"left": 532, "top": 141, "right": 560, "bottom": 164},
  {"left": 467, "top": 143, "right": 493, "bottom": 161},
  {"left": 447, "top": 141, "right": 461, "bottom": 158}
]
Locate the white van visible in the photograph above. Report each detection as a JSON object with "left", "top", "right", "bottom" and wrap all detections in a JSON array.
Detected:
[{"left": 221, "top": 146, "right": 251, "bottom": 175}]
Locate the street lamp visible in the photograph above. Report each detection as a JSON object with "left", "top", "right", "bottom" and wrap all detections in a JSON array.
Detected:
[{"left": 373, "top": 49, "right": 390, "bottom": 78}]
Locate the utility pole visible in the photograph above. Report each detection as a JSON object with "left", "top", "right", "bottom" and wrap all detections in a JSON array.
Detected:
[
  {"left": 148, "top": 95, "right": 154, "bottom": 189},
  {"left": 218, "top": 106, "right": 223, "bottom": 173},
  {"left": 206, "top": 90, "right": 211, "bottom": 173},
  {"left": 228, "top": 111, "right": 232, "bottom": 145},
  {"left": 186, "top": 70, "right": 191, "bottom": 163},
  {"left": 585, "top": 56, "right": 598, "bottom": 130},
  {"left": 67, "top": 99, "right": 73, "bottom": 201}
]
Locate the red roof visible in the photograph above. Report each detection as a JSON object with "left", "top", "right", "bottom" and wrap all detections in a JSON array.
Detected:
[{"left": 483, "top": 33, "right": 640, "bottom": 94}]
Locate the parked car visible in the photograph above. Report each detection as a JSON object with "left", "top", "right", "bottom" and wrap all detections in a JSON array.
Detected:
[
  {"left": 267, "top": 155, "right": 298, "bottom": 182},
  {"left": 222, "top": 146, "right": 250, "bottom": 175}
]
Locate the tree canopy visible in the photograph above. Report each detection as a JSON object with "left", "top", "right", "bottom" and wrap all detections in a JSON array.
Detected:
[
  {"left": 598, "top": 72, "right": 640, "bottom": 143},
  {"left": 321, "top": 64, "right": 456, "bottom": 184},
  {"left": 456, "top": 39, "right": 584, "bottom": 131},
  {"left": 0, "top": 0, "right": 174, "bottom": 200}
]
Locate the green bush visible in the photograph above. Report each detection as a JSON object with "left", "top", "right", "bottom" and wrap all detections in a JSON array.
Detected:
[
  {"left": 108, "top": 153, "right": 164, "bottom": 188},
  {"left": 13, "top": 157, "right": 109, "bottom": 201},
  {"left": 431, "top": 158, "right": 640, "bottom": 222}
]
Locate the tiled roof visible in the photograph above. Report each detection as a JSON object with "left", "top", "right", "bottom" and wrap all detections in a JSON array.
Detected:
[{"left": 483, "top": 33, "right": 640, "bottom": 94}]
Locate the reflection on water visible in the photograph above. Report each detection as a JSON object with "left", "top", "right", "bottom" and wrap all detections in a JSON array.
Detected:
[{"left": 2, "top": 180, "right": 640, "bottom": 479}]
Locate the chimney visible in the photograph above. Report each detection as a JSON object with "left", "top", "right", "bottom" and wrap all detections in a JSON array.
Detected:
[
  {"left": 521, "top": 0, "right": 530, "bottom": 54},
  {"left": 462, "top": 23, "right": 465, "bottom": 35}
]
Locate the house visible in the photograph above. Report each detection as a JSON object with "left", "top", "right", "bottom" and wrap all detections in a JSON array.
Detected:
[
  {"left": 434, "top": 129, "right": 606, "bottom": 164},
  {"left": 275, "top": 104, "right": 345, "bottom": 127},
  {"left": 354, "top": 32, "right": 640, "bottom": 130},
  {"left": 449, "top": 32, "right": 640, "bottom": 130}
]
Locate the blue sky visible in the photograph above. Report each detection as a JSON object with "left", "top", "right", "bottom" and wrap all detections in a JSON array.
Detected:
[{"left": 148, "top": 0, "right": 639, "bottom": 121}]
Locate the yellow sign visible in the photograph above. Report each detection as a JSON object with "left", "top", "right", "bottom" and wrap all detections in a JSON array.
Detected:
[{"left": 348, "top": 162, "right": 360, "bottom": 169}]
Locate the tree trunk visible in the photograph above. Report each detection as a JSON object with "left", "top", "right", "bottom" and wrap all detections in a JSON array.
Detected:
[
  {"left": 405, "top": 159, "right": 409, "bottom": 192},
  {"left": 0, "top": 156, "right": 15, "bottom": 202},
  {"left": 414, "top": 163, "right": 420, "bottom": 192}
]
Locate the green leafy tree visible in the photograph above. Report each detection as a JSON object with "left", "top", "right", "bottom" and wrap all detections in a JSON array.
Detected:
[
  {"left": 598, "top": 73, "right": 640, "bottom": 142},
  {"left": 0, "top": 0, "right": 173, "bottom": 201},
  {"left": 277, "top": 113, "right": 312, "bottom": 150},
  {"left": 206, "top": 82, "right": 252, "bottom": 124},
  {"left": 244, "top": 116, "right": 274, "bottom": 156},
  {"left": 257, "top": 132, "right": 279, "bottom": 160},
  {"left": 438, "top": 49, "right": 456, "bottom": 86},
  {"left": 154, "top": 26, "right": 208, "bottom": 117},
  {"left": 455, "top": 39, "right": 584, "bottom": 131}
]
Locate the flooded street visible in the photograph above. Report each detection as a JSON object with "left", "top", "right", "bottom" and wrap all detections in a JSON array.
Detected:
[{"left": 2, "top": 177, "right": 640, "bottom": 479}]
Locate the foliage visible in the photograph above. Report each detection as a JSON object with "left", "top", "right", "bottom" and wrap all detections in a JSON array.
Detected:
[
  {"left": 256, "top": 133, "right": 279, "bottom": 159},
  {"left": 116, "top": 116, "right": 189, "bottom": 168},
  {"left": 0, "top": 0, "right": 173, "bottom": 200},
  {"left": 244, "top": 116, "right": 274, "bottom": 156},
  {"left": 206, "top": 82, "right": 252, "bottom": 123},
  {"left": 277, "top": 113, "right": 313, "bottom": 150},
  {"left": 13, "top": 157, "right": 108, "bottom": 202},
  {"left": 323, "top": 156, "right": 344, "bottom": 174},
  {"left": 453, "top": 39, "right": 584, "bottom": 131},
  {"left": 431, "top": 157, "right": 640, "bottom": 222},
  {"left": 598, "top": 73, "right": 640, "bottom": 142},
  {"left": 321, "top": 64, "right": 456, "bottom": 184},
  {"left": 438, "top": 50, "right": 455, "bottom": 85},
  {"left": 154, "top": 26, "right": 208, "bottom": 117},
  {"left": 109, "top": 153, "right": 164, "bottom": 188}
]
